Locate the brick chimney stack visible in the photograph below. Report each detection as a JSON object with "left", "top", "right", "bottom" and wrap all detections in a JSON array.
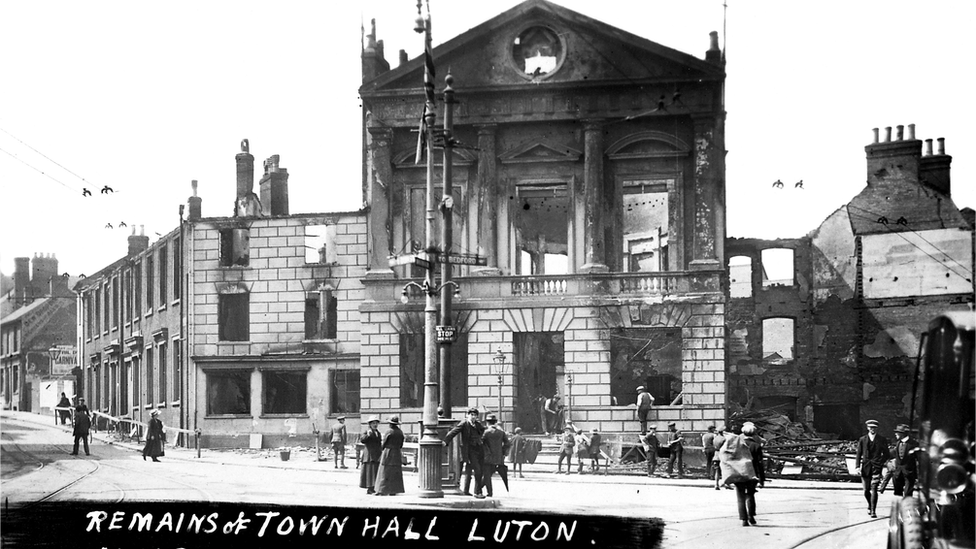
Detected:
[
  {"left": 361, "top": 19, "right": 390, "bottom": 83},
  {"left": 236, "top": 139, "right": 255, "bottom": 207},
  {"left": 865, "top": 123, "right": 921, "bottom": 186},
  {"left": 31, "top": 253, "right": 58, "bottom": 296},
  {"left": 259, "top": 155, "right": 290, "bottom": 216},
  {"left": 13, "top": 257, "right": 29, "bottom": 308},
  {"left": 920, "top": 137, "right": 952, "bottom": 196},
  {"left": 187, "top": 179, "right": 202, "bottom": 221},
  {"left": 128, "top": 225, "right": 150, "bottom": 257},
  {"left": 705, "top": 31, "right": 722, "bottom": 64}
]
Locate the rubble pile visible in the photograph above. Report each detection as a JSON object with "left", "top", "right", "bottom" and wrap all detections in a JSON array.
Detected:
[{"left": 729, "top": 406, "right": 856, "bottom": 477}]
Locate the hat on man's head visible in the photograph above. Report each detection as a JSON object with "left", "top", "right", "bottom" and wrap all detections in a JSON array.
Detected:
[
  {"left": 388, "top": 417, "right": 400, "bottom": 425},
  {"left": 564, "top": 425, "right": 574, "bottom": 431},
  {"left": 667, "top": 422, "right": 676, "bottom": 427},
  {"left": 636, "top": 386, "right": 646, "bottom": 392},
  {"left": 865, "top": 419, "right": 879, "bottom": 428},
  {"left": 337, "top": 416, "right": 346, "bottom": 421},
  {"left": 514, "top": 427, "right": 522, "bottom": 434},
  {"left": 648, "top": 424, "right": 657, "bottom": 430},
  {"left": 741, "top": 421, "right": 756, "bottom": 435},
  {"left": 78, "top": 397, "right": 85, "bottom": 401},
  {"left": 150, "top": 409, "right": 159, "bottom": 416},
  {"left": 895, "top": 424, "right": 910, "bottom": 433},
  {"left": 467, "top": 407, "right": 480, "bottom": 415},
  {"left": 485, "top": 414, "right": 497, "bottom": 424},
  {"left": 367, "top": 415, "right": 380, "bottom": 424},
  {"left": 707, "top": 425, "right": 715, "bottom": 432},
  {"left": 591, "top": 428, "right": 598, "bottom": 434}
]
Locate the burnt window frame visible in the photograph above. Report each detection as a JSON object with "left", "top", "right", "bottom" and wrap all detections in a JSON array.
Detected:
[
  {"left": 261, "top": 368, "right": 308, "bottom": 416},
  {"left": 205, "top": 368, "right": 252, "bottom": 416},
  {"left": 330, "top": 369, "right": 360, "bottom": 415},
  {"left": 218, "top": 291, "right": 250, "bottom": 342}
]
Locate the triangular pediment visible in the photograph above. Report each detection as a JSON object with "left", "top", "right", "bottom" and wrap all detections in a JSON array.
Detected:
[
  {"left": 499, "top": 140, "right": 582, "bottom": 164},
  {"left": 361, "top": 0, "right": 723, "bottom": 95}
]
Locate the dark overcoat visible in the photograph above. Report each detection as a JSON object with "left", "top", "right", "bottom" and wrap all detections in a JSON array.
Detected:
[
  {"left": 143, "top": 417, "right": 165, "bottom": 458},
  {"left": 359, "top": 428, "right": 382, "bottom": 489},
  {"left": 374, "top": 426, "right": 405, "bottom": 495}
]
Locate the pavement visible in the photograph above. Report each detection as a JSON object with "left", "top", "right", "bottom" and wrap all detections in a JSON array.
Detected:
[{"left": 2, "top": 409, "right": 862, "bottom": 502}]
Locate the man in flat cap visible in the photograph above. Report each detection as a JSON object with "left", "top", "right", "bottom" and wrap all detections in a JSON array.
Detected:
[
  {"left": 855, "top": 419, "right": 890, "bottom": 517},
  {"left": 889, "top": 424, "right": 919, "bottom": 497},
  {"left": 444, "top": 407, "right": 487, "bottom": 498},
  {"left": 635, "top": 386, "right": 655, "bottom": 435},
  {"left": 330, "top": 416, "right": 348, "bottom": 469}
]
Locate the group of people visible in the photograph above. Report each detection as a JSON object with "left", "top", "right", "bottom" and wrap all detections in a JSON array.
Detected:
[
  {"left": 855, "top": 420, "right": 918, "bottom": 518},
  {"left": 555, "top": 424, "right": 604, "bottom": 474},
  {"left": 639, "top": 421, "right": 685, "bottom": 478},
  {"left": 358, "top": 415, "right": 406, "bottom": 496},
  {"left": 61, "top": 392, "right": 166, "bottom": 462},
  {"left": 442, "top": 407, "right": 512, "bottom": 498}
]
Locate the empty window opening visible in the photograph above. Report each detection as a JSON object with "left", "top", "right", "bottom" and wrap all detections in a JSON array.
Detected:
[
  {"left": 305, "top": 223, "right": 337, "bottom": 264},
  {"left": 513, "top": 26, "right": 561, "bottom": 76},
  {"left": 146, "top": 254, "right": 155, "bottom": 309},
  {"left": 609, "top": 327, "right": 682, "bottom": 406},
  {"left": 263, "top": 370, "right": 307, "bottom": 415},
  {"left": 514, "top": 184, "right": 569, "bottom": 275},
  {"left": 623, "top": 181, "right": 670, "bottom": 272},
  {"left": 206, "top": 370, "right": 250, "bottom": 415},
  {"left": 159, "top": 244, "right": 168, "bottom": 305},
  {"left": 331, "top": 370, "right": 360, "bottom": 415},
  {"left": 400, "top": 332, "right": 467, "bottom": 408},
  {"left": 218, "top": 292, "right": 249, "bottom": 342},
  {"left": 729, "top": 255, "right": 753, "bottom": 298},
  {"left": 761, "top": 248, "right": 794, "bottom": 287},
  {"left": 304, "top": 289, "right": 338, "bottom": 340},
  {"left": 762, "top": 317, "right": 795, "bottom": 363},
  {"left": 219, "top": 228, "right": 250, "bottom": 267}
]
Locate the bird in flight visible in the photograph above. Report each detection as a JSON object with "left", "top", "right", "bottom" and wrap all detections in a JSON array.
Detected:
[
  {"left": 101, "top": 185, "right": 114, "bottom": 194},
  {"left": 895, "top": 217, "right": 908, "bottom": 226},
  {"left": 795, "top": 180, "right": 804, "bottom": 189},
  {"left": 772, "top": 180, "right": 784, "bottom": 188},
  {"left": 877, "top": 216, "right": 888, "bottom": 225},
  {"left": 105, "top": 223, "right": 114, "bottom": 229},
  {"left": 82, "top": 188, "right": 92, "bottom": 197},
  {"left": 119, "top": 221, "right": 127, "bottom": 228}
]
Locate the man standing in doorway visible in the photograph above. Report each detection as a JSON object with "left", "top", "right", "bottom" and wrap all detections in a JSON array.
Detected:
[
  {"left": 635, "top": 386, "right": 655, "bottom": 435},
  {"left": 444, "top": 407, "right": 487, "bottom": 498},
  {"left": 544, "top": 396, "right": 562, "bottom": 434},
  {"left": 855, "top": 419, "right": 890, "bottom": 518}
]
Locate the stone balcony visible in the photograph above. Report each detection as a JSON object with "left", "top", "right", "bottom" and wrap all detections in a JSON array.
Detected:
[{"left": 362, "top": 270, "right": 722, "bottom": 308}]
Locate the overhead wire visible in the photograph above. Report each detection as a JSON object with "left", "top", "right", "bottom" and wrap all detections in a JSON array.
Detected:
[
  {"left": 0, "top": 126, "right": 96, "bottom": 191},
  {"left": 0, "top": 145, "right": 79, "bottom": 193}
]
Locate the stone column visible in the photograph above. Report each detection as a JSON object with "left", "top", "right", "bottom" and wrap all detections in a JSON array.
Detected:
[
  {"left": 366, "top": 127, "right": 395, "bottom": 278},
  {"left": 580, "top": 120, "right": 608, "bottom": 273},
  {"left": 475, "top": 124, "right": 500, "bottom": 275},
  {"left": 690, "top": 115, "right": 722, "bottom": 270}
]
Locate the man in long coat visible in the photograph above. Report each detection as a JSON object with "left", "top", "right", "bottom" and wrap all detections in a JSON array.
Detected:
[
  {"left": 70, "top": 397, "right": 92, "bottom": 456},
  {"left": 889, "top": 423, "right": 920, "bottom": 497},
  {"left": 481, "top": 414, "right": 510, "bottom": 498},
  {"left": 443, "top": 407, "right": 487, "bottom": 498},
  {"left": 359, "top": 416, "right": 382, "bottom": 494},
  {"left": 855, "top": 419, "right": 890, "bottom": 518},
  {"left": 373, "top": 417, "right": 405, "bottom": 496}
]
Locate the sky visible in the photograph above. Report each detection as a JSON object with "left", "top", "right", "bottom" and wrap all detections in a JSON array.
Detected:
[{"left": 1, "top": 0, "right": 973, "bottom": 279}]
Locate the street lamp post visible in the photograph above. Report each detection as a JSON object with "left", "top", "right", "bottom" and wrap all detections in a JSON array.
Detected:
[
  {"left": 492, "top": 349, "right": 507, "bottom": 427},
  {"left": 566, "top": 372, "right": 573, "bottom": 427}
]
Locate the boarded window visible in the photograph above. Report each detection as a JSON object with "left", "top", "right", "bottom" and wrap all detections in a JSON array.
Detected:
[
  {"left": 399, "top": 332, "right": 468, "bottom": 408},
  {"left": 145, "top": 348, "right": 154, "bottom": 405},
  {"left": 331, "top": 370, "right": 360, "bottom": 414},
  {"left": 159, "top": 244, "right": 168, "bottom": 305},
  {"left": 134, "top": 262, "right": 142, "bottom": 319},
  {"left": 610, "top": 327, "right": 682, "bottom": 406},
  {"left": 146, "top": 254, "right": 155, "bottom": 309},
  {"left": 218, "top": 293, "right": 249, "bottom": 341},
  {"left": 762, "top": 318, "right": 795, "bottom": 363},
  {"left": 172, "top": 237, "right": 181, "bottom": 299},
  {"left": 219, "top": 228, "right": 249, "bottom": 267},
  {"left": 761, "top": 248, "right": 794, "bottom": 287},
  {"left": 263, "top": 370, "right": 307, "bottom": 415},
  {"left": 158, "top": 343, "right": 167, "bottom": 404},
  {"left": 729, "top": 255, "right": 753, "bottom": 298},
  {"left": 207, "top": 370, "right": 250, "bottom": 415}
]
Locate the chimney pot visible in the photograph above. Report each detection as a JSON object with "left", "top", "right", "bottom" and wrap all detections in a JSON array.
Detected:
[
  {"left": 884, "top": 127, "right": 892, "bottom": 142},
  {"left": 937, "top": 138, "right": 945, "bottom": 155},
  {"left": 872, "top": 128, "right": 879, "bottom": 144},
  {"left": 896, "top": 125, "right": 904, "bottom": 141},
  {"left": 399, "top": 49, "right": 408, "bottom": 66},
  {"left": 907, "top": 123, "right": 915, "bottom": 140},
  {"left": 925, "top": 139, "right": 933, "bottom": 156}
]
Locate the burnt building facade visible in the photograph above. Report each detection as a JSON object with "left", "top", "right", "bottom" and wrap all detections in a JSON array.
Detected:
[
  {"left": 359, "top": 0, "right": 728, "bottom": 439},
  {"left": 726, "top": 125, "right": 974, "bottom": 438}
]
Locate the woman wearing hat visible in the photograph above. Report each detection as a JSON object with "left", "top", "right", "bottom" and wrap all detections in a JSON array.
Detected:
[
  {"left": 359, "top": 416, "right": 382, "bottom": 494},
  {"left": 373, "top": 417, "right": 405, "bottom": 495},
  {"left": 143, "top": 409, "right": 165, "bottom": 462}
]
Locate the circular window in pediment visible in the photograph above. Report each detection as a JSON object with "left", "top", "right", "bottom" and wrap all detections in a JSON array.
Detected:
[{"left": 512, "top": 25, "right": 565, "bottom": 80}]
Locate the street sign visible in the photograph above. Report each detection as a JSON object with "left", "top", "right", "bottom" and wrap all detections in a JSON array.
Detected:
[
  {"left": 436, "top": 325, "right": 457, "bottom": 343},
  {"left": 432, "top": 253, "right": 487, "bottom": 266},
  {"left": 388, "top": 254, "right": 432, "bottom": 270}
]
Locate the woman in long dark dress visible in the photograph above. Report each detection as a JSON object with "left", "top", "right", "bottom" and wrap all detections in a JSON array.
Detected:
[
  {"left": 373, "top": 417, "right": 405, "bottom": 496},
  {"left": 359, "top": 416, "right": 382, "bottom": 494},
  {"left": 143, "top": 409, "right": 165, "bottom": 462}
]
